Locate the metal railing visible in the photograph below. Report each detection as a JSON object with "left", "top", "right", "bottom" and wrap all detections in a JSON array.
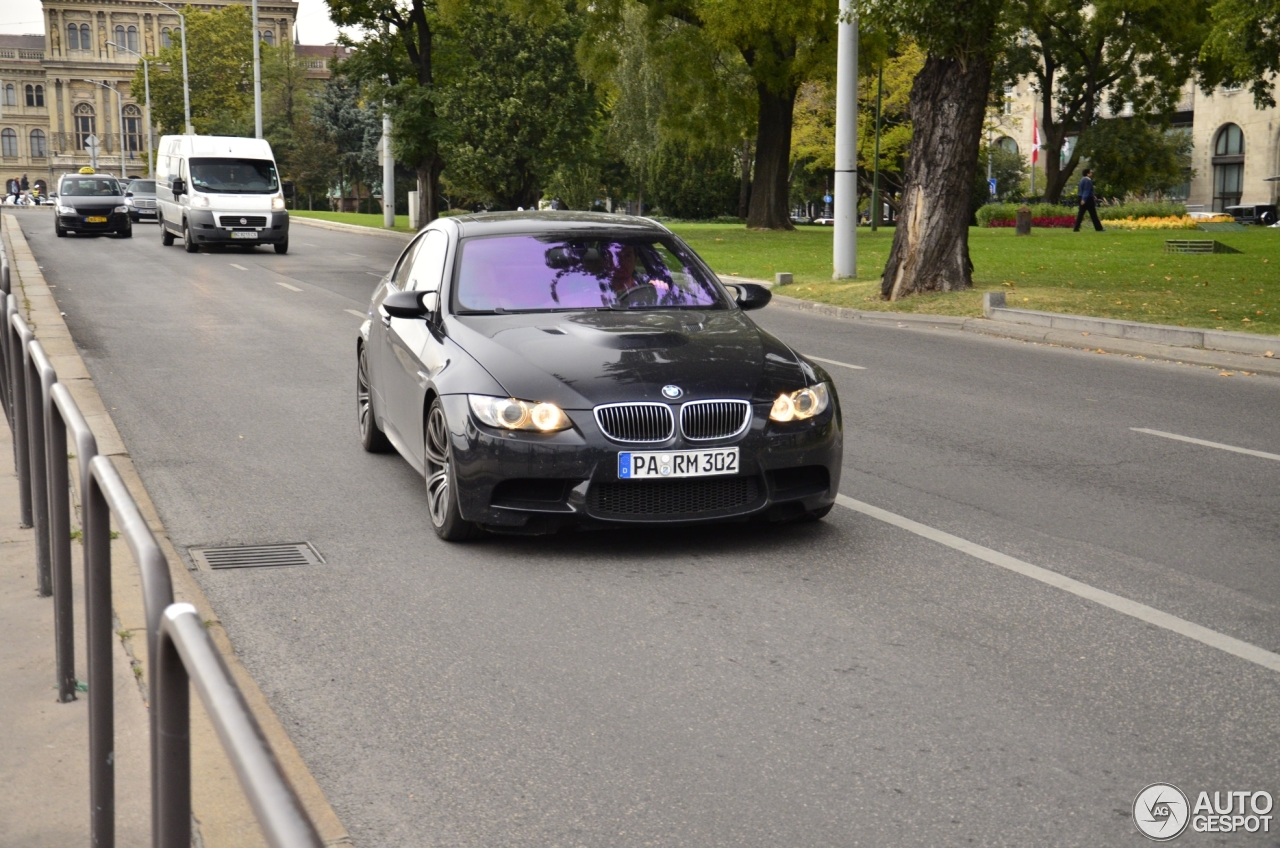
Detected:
[{"left": 1, "top": 233, "right": 323, "bottom": 848}]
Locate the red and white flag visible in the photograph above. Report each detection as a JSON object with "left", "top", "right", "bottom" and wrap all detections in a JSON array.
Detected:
[{"left": 1031, "top": 118, "right": 1041, "bottom": 166}]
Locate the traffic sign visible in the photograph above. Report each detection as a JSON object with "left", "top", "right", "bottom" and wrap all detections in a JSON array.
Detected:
[
  {"left": 823, "top": 194, "right": 832, "bottom": 203},
  {"left": 85, "top": 134, "right": 100, "bottom": 169},
  {"left": 988, "top": 178, "right": 997, "bottom": 197}
]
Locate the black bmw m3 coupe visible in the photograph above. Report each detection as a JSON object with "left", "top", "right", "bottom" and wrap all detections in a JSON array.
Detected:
[{"left": 357, "top": 211, "right": 842, "bottom": 539}]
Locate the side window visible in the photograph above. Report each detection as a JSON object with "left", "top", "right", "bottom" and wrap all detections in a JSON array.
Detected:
[
  {"left": 391, "top": 235, "right": 425, "bottom": 290},
  {"left": 411, "top": 230, "right": 450, "bottom": 292},
  {"left": 157, "top": 155, "right": 169, "bottom": 182}
]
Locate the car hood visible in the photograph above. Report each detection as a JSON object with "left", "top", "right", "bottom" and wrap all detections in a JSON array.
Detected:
[
  {"left": 446, "top": 309, "right": 814, "bottom": 408},
  {"left": 63, "top": 197, "right": 123, "bottom": 210}
]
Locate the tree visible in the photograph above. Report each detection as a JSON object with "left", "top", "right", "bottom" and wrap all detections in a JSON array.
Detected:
[
  {"left": 647, "top": 140, "right": 739, "bottom": 218},
  {"left": 312, "top": 76, "right": 380, "bottom": 210},
  {"left": 433, "top": 1, "right": 597, "bottom": 209},
  {"left": 863, "top": 0, "right": 1006, "bottom": 299},
  {"left": 971, "top": 142, "right": 1027, "bottom": 210},
  {"left": 135, "top": 4, "right": 254, "bottom": 135},
  {"left": 631, "top": 0, "right": 837, "bottom": 230},
  {"left": 326, "top": 0, "right": 445, "bottom": 225},
  {"left": 1199, "top": 0, "right": 1280, "bottom": 108},
  {"left": 1001, "top": 0, "right": 1210, "bottom": 202},
  {"left": 1077, "top": 120, "right": 1192, "bottom": 199},
  {"left": 601, "top": 3, "right": 665, "bottom": 213}
]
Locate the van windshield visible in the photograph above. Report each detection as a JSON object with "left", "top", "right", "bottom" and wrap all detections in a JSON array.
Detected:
[{"left": 189, "top": 158, "right": 278, "bottom": 194}]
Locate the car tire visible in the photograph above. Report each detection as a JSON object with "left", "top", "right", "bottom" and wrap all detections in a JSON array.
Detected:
[
  {"left": 424, "top": 398, "right": 482, "bottom": 541},
  {"left": 119, "top": 225, "right": 132, "bottom": 239},
  {"left": 160, "top": 218, "right": 175, "bottom": 245},
  {"left": 357, "top": 344, "right": 392, "bottom": 453},
  {"left": 55, "top": 224, "right": 65, "bottom": 238},
  {"left": 183, "top": 222, "right": 198, "bottom": 253},
  {"left": 799, "top": 504, "right": 834, "bottom": 522},
  {"left": 274, "top": 240, "right": 288, "bottom": 255}
]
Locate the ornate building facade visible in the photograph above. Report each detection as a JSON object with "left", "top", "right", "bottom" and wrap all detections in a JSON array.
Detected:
[{"left": 2, "top": 0, "right": 347, "bottom": 194}]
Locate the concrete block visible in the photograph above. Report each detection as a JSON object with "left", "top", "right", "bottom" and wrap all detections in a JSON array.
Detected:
[
  {"left": 775, "top": 272, "right": 793, "bottom": 286},
  {"left": 1202, "top": 330, "right": 1280, "bottom": 356},
  {"left": 982, "top": 291, "right": 1005, "bottom": 317}
]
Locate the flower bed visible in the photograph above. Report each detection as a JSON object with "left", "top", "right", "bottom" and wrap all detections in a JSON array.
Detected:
[
  {"left": 1105, "top": 215, "right": 1200, "bottom": 230},
  {"left": 989, "top": 215, "right": 1076, "bottom": 228}
]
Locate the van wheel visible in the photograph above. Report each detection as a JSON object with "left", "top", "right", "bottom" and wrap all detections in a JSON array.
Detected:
[
  {"left": 160, "top": 218, "right": 175, "bottom": 246},
  {"left": 56, "top": 224, "right": 66, "bottom": 238},
  {"left": 183, "top": 222, "right": 198, "bottom": 253},
  {"left": 274, "top": 239, "right": 288, "bottom": 255}
]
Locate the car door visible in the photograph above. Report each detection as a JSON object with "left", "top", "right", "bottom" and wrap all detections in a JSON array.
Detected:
[
  {"left": 382, "top": 228, "right": 452, "bottom": 467},
  {"left": 372, "top": 232, "right": 426, "bottom": 454}
]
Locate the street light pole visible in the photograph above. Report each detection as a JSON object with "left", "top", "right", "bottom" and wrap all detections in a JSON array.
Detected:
[
  {"left": 108, "top": 41, "right": 154, "bottom": 179},
  {"left": 382, "top": 109, "right": 394, "bottom": 228},
  {"left": 82, "top": 79, "right": 125, "bottom": 178},
  {"left": 156, "top": 0, "right": 192, "bottom": 134},
  {"left": 252, "top": 0, "right": 262, "bottom": 139},
  {"left": 832, "top": 0, "right": 858, "bottom": 279}
]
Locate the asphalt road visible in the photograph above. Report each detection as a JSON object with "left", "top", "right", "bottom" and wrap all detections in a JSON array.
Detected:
[{"left": 17, "top": 210, "right": 1280, "bottom": 846}]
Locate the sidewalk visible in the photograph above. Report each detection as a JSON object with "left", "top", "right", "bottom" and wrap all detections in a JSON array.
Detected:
[{"left": 0, "top": 419, "right": 151, "bottom": 848}]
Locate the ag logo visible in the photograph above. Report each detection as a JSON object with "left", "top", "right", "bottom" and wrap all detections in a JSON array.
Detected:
[
  {"left": 1134, "top": 783, "right": 1190, "bottom": 841},
  {"left": 661, "top": 385, "right": 683, "bottom": 400}
]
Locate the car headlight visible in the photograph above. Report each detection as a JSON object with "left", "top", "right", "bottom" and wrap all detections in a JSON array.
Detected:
[
  {"left": 56, "top": 204, "right": 76, "bottom": 215},
  {"left": 468, "top": 395, "right": 572, "bottom": 432},
  {"left": 190, "top": 195, "right": 210, "bottom": 208},
  {"left": 125, "top": 197, "right": 135, "bottom": 205},
  {"left": 271, "top": 195, "right": 286, "bottom": 211},
  {"left": 113, "top": 205, "right": 129, "bottom": 214},
  {"left": 769, "top": 383, "right": 830, "bottom": 422}
]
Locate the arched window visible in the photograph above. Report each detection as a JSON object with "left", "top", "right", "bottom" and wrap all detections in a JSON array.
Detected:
[
  {"left": 74, "top": 103, "right": 96, "bottom": 151},
  {"left": 123, "top": 104, "right": 143, "bottom": 153},
  {"left": 115, "top": 25, "right": 126, "bottom": 48},
  {"left": 127, "top": 25, "right": 139, "bottom": 53},
  {"left": 34, "top": 85, "right": 44, "bottom": 107},
  {"left": 262, "top": 29, "right": 275, "bottom": 46},
  {"left": 80, "top": 24, "right": 92, "bottom": 51},
  {"left": 30, "top": 129, "right": 47, "bottom": 158},
  {"left": 68, "top": 23, "right": 80, "bottom": 50},
  {"left": 1, "top": 129, "right": 17, "bottom": 159},
  {"left": 25, "top": 84, "right": 35, "bottom": 106},
  {"left": 2, "top": 85, "right": 14, "bottom": 107},
  {"left": 1212, "top": 124, "right": 1245, "bottom": 212},
  {"left": 996, "top": 136, "right": 1019, "bottom": 155},
  {"left": 161, "top": 27, "right": 171, "bottom": 49}
]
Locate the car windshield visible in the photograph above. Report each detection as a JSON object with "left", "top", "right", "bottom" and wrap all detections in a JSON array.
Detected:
[
  {"left": 189, "top": 158, "right": 278, "bottom": 194},
  {"left": 129, "top": 180, "right": 156, "bottom": 194},
  {"left": 60, "top": 177, "right": 121, "bottom": 197},
  {"left": 454, "top": 234, "right": 726, "bottom": 313}
]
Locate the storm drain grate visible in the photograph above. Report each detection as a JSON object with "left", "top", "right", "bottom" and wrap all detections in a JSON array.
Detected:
[{"left": 190, "top": 543, "right": 324, "bottom": 570}]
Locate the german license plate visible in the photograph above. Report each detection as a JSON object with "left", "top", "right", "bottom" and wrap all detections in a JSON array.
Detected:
[
  {"left": 86, "top": 216, "right": 107, "bottom": 223},
  {"left": 230, "top": 231, "right": 258, "bottom": 239},
  {"left": 618, "top": 448, "right": 739, "bottom": 480}
]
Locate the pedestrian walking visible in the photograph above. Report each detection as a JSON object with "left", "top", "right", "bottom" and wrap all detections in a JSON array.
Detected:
[{"left": 1074, "top": 168, "right": 1104, "bottom": 232}]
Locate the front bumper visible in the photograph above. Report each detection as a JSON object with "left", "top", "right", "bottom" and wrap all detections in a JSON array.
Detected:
[
  {"left": 57, "top": 210, "right": 130, "bottom": 232},
  {"left": 128, "top": 204, "right": 158, "bottom": 221},
  {"left": 186, "top": 209, "right": 289, "bottom": 245},
  {"left": 442, "top": 395, "right": 842, "bottom": 532}
]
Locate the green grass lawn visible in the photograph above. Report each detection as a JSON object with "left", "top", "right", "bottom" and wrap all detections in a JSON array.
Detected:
[
  {"left": 669, "top": 224, "right": 1280, "bottom": 337},
  {"left": 292, "top": 209, "right": 418, "bottom": 234}
]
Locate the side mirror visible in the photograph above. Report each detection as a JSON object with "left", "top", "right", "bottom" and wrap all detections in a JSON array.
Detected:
[
  {"left": 729, "top": 282, "right": 772, "bottom": 311},
  {"left": 282, "top": 179, "right": 295, "bottom": 199},
  {"left": 171, "top": 178, "right": 185, "bottom": 196},
  {"left": 383, "top": 290, "right": 432, "bottom": 319},
  {"left": 125, "top": 191, "right": 133, "bottom": 197}
]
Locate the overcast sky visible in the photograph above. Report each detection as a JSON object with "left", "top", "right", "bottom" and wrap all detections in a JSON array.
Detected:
[{"left": 0, "top": 0, "right": 347, "bottom": 45}]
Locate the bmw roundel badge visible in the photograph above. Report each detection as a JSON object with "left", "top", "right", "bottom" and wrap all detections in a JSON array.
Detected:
[{"left": 662, "top": 385, "right": 683, "bottom": 400}]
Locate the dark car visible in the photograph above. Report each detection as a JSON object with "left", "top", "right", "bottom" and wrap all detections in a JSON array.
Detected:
[
  {"left": 357, "top": 212, "right": 842, "bottom": 540},
  {"left": 125, "top": 179, "right": 158, "bottom": 222},
  {"left": 54, "top": 174, "right": 131, "bottom": 238}
]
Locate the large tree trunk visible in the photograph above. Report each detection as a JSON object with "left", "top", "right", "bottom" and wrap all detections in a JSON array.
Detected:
[
  {"left": 738, "top": 138, "right": 752, "bottom": 219},
  {"left": 415, "top": 156, "right": 443, "bottom": 226},
  {"left": 747, "top": 83, "right": 797, "bottom": 230},
  {"left": 881, "top": 55, "right": 991, "bottom": 300}
]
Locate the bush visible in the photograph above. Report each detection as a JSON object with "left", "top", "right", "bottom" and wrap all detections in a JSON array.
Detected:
[
  {"left": 977, "top": 200, "right": 1188, "bottom": 227},
  {"left": 648, "top": 142, "right": 740, "bottom": 220},
  {"left": 989, "top": 215, "right": 1076, "bottom": 228},
  {"left": 1096, "top": 201, "right": 1186, "bottom": 221}
]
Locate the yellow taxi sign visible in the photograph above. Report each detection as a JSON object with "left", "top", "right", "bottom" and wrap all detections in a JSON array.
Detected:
[{"left": 78, "top": 166, "right": 96, "bottom": 174}]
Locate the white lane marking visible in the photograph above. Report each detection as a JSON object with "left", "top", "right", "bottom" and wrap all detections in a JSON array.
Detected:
[
  {"left": 345, "top": 252, "right": 364, "bottom": 258},
  {"left": 229, "top": 263, "right": 249, "bottom": 271},
  {"left": 806, "top": 354, "right": 867, "bottom": 371},
  {"left": 276, "top": 282, "right": 302, "bottom": 292},
  {"left": 1130, "top": 428, "right": 1280, "bottom": 463},
  {"left": 364, "top": 272, "right": 383, "bottom": 278},
  {"left": 834, "top": 494, "right": 1280, "bottom": 675},
  {"left": 345, "top": 309, "right": 366, "bottom": 319},
  {"left": 301, "top": 243, "right": 317, "bottom": 247}
]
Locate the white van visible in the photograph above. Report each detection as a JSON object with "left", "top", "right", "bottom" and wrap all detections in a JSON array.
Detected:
[{"left": 155, "top": 135, "right": 291, "bottom": 254}]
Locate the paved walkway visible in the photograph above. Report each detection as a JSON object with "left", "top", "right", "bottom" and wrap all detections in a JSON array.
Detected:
[{"left": 0, "top": 417, "right": 151, "bottom": 848}]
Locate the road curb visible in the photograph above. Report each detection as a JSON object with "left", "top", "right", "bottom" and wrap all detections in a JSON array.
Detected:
[
  {"left": 766, "top": 292, "right": 1280, "bottom": 376},
  {"left": 0, "top": 213, "right": 353, "bottom": 848},
  {"left": 292, "top": 214, "right": 413, "bottom": 241}
]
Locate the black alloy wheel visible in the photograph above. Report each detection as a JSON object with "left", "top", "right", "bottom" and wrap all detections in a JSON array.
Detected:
[
  {"left": 160, "top": 216, "right": 175, "bottom": 245},
  {"left": 183, "top": 221, "right": 198, "bottom": 253},
  {"left": 357, "top": 345, "right": 391, "bottom": 453},
  {"left": 424, "top": 399, "right": 481, "bottom": 541}
]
